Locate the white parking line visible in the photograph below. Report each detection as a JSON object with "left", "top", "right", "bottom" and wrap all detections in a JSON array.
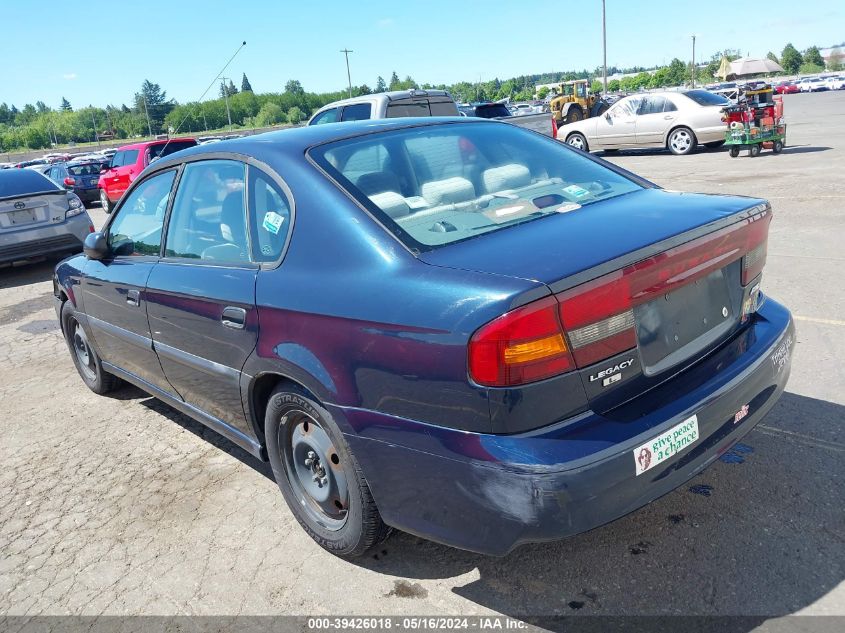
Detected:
[
  {"left": 793, "top": 315, "right": 845, "bottom": 327},
  {"left": 756, "top": 425, "right": 845, "bottom": 453}
]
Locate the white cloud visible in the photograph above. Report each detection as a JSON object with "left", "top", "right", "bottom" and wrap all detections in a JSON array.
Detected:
[
  {"left": 62, "top": 73, "right": 77, "bottom": 80},
  {"left": 377, "top": 18, "right": 394, "bottom": 28}
]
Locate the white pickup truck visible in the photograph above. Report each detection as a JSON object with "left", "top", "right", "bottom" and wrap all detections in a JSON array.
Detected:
[{"left": 309, "top": 89, "right": 557, "bottom": 138}]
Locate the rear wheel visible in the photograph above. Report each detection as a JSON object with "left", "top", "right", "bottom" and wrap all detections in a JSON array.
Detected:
[
  {"left": 705, "top": 140, "right": 726, "bottom": 149},
  {"left": 61, "top": 301, "right": 120, "bottom": 394},
  {"left": 729, "top": 146, "right": 740, "bottom": 158},
  {"left": 99, "top": 188, "right": 111, "bottom": 213},
  {"left": 773, "top": 140, "right": 784, "bottom": 154},
  {"left": 668, "top": 127, "right": 696, "bottom": 155},
  {"left": 566, "top": 132, "right": 589, "bottom": 152},
  {"left": 265, "top": 386, "right": 391, "bottom": 558},
  {"left": 749, "top": 143, "right": 761, "bottom": 157}
]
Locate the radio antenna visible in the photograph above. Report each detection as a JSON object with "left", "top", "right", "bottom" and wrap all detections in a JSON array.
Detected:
[{"left": 159, "top": 40, "right": 247, "bottom": 155}]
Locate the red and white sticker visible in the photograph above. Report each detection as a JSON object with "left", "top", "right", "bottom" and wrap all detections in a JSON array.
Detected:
[{"left": 633, "top": 415, "right": 700, "bottom": 476}]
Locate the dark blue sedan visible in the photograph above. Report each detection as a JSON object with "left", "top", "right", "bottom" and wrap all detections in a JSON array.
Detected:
[
  {"left": 54, "top": 119, "right": 794, "bottom": 557},
  {"left": 47, "top": 159, "right": 109, "bottom": 205}
]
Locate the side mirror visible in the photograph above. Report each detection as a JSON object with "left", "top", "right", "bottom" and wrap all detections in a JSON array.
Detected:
[
  {"left": 83, "top": 232, "right": 109, "bottom": 260},
  {"left": 100, "top": 165, "right": 111, "bottom": 174}
]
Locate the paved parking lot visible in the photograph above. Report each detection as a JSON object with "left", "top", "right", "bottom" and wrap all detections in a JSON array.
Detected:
[{"left": 0, "top": 92, "right": 842, "bottom": 622}]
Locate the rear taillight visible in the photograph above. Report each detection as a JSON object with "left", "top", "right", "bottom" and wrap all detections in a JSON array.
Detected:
[
  {"left": 469, "top": 296, "right": 574, "bottom": 387},
  {"left": 468, "top": 206, "right": 772, "bottom": 388},
  {"left": 63, "top": 177, "right": 75, "bottom": 186},
  {"left": 552, "top": 117, "right": 558, "bottom": 139}
]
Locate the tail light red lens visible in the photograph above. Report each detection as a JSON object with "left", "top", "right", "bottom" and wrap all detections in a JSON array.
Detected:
[
  {"left": 469, "top": 296, "right": 574, "bottom": 387},
  {"left": 551, "top": 117, "right": 558, "bottom": 139},
  {"left": 63, "top": 177, "right": 75, "bottom": 186},
  {"left": 469, "top": 206, "right": 772, "bottom": 388}
]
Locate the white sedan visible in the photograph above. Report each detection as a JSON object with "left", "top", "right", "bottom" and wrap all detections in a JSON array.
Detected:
[{"left": 559, "top": 90, "right": 729, "bottom": 155}]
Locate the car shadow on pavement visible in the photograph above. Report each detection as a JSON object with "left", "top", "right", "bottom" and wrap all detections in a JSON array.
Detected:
[
  {"left": 116, "top": 385, "right": 276, "bottom": 481},
  {"left": 0, "top": 259, "right": 57, "bottom": 290},
  {"left": 778, "top": 145, "right": 832, "bottom": 155},
  {"left": 352, "top": 391, "right": 844, "bottom": 622}
]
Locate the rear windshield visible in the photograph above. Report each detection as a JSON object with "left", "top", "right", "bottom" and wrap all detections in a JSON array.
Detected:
[
  {"left": 148, "top": 140, "right": 197, "bottom": 161},
  {"left": 683, "top": 90, "right": 730, "bottom": 106},
  {"left": 311, "top": 122, "right": 642, "bottom": 251},
  {"left": 386, "top": 100, "right": 459, "bottom": 118},
  {"left": 0, "top": 169, "right": 62, "bottom": 199},
  {"left": 472, "top": 103, "right": 512, "bottom": 118},
  {"left": 68, "top": 162, "right": 107, "bottom": 176}
]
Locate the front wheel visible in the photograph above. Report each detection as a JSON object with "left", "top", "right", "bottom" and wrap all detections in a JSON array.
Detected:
[
  {"left": 566, "top": 132, "right": 589, "bottom": 152},
  {"left": 749, "top": 143, "right": 761, "bottom": 157},
  {"left": 265, "top": 386, "right": 391, "bottom": 558},
  {"left": 99, "top": 188, "right": 111, "bottom": 213},
  {"left": 773, "top": 140, "right": 784, "bottom": 154},
  {"left": 729, "top": 146, "right": 740, "bottom": 158},
  {"left": 565, "top": 107, "right": 583, "bottom": 124},
  {"left": 668, "top": 127, "right": 696, "bottom": 155}
]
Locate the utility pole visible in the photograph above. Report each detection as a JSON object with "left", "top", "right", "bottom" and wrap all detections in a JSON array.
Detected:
[
  {"left": 340, "top": 49, "right": 353, "bottom": 98},
  {"left": 220, "top": 76, "right": 233, "bottom": 131},
  {"left": 91, "top": 111, "right": 101, "bottom": 147},
  {"left": 602, "top": 0, "right": 608, "bottom": 95},
  {"left": 691, "top": 35, "right": 697, "bottom": 88},
  {"left": 142, "top": 96, "right": 153, "bottom": 137}
]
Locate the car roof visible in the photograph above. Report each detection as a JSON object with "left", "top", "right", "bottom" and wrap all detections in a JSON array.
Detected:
[
  {"left": 115, "top": 137, "right": 197, "bottom": 151},
  {"left": 152, "top": 117, "right": 484, "bottom": 169}
]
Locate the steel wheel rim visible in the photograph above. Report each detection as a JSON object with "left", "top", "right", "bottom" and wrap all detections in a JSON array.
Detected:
[
  {"left": 280, "top": 409, "right": 349, "bottom": 531},
  {"left": 568, "top": 135, "right": 585, "bottom": 150},
  {"left": 71, "top": 320, "right": 96, "bottom": 381},
  {"left": 670, "top": 130, "right": 692, "bottom": 153}
]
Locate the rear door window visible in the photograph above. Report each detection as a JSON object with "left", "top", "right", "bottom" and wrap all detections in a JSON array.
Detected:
[
  {"left": 121, "top": 149, "right": 139, "bottom": 167},
  {"left": 341, "top": 103, "right": 372, "bottom": 122},
  {"left": 248, "top": 166, "right": 292, "bottom": 262}
]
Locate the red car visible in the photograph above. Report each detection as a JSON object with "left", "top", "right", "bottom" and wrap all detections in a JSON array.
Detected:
[
  {"left": 775, "top": 81, "right": 799, "bottom": 95},
  {"left": 98, "top": 138, "right": 196, "bottom": 212}
]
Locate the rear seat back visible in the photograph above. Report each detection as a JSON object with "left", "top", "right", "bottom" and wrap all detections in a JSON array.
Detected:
[{"left": 421, "top": 177, "right": 476, "bottom": 206}]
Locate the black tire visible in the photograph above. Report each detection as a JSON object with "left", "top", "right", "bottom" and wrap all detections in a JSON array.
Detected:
[
  {"left": 61, "top": 301, "right": 120, "bottom": 394},
  {"left": 729, "top": 146, "right": 740, "bottom": 158},
  {"left": 265, "top": 385, "right": 391, "bottom": 558},
  {"left": 99, "top": 188, "right": 111, "bottom": 213},
  {"left": 705, "top": 140, "right": 726, "bottom": 149},
  {"left": 749, "top": 143, "right": 761, "bottom": 157},
  {"left": 773, "top": 140, "right": 784, "bottom": 154},
  {"left": 667, "top": 126, "right": 697, "bottom": 155},
  {"left": 566, "top": 132, "right": 589, "bottom": 152},
  {"left": 565, "top": 107, "right": 583, "bottom": 124}
]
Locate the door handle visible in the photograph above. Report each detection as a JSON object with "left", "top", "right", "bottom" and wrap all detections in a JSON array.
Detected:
[
  {"left": 222, "top": 306, "right": 247, "bottom": 329},
  {"left": 663, "top": 115, "right": 675, "bottom": 120},
  {"left": 126, "top": 289, "right": 141, "bottom": 307}
]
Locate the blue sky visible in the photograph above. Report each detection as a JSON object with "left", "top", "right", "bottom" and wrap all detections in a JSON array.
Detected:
[{"left": 2, "top": 0, "right": 842, "bottom": 109}]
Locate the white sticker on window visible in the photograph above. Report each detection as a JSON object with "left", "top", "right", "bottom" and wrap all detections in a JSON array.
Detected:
[
  {"left": 563, "top": 184, "right": 591, "bottom": 199},
  {"left": 262, "top": 211, "right": 285, "bottom": 235}
]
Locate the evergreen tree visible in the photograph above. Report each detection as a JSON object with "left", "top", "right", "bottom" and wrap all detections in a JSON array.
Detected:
[
  {"left": 241, "top": 73, "right": 253, "bottom": 92},
  {"left": 389, "top": 71, "right": 400, "bottom": 90},
  {"left": 60, "top": 97, "right": 72, "bottom": 111},
  {"left": 375, "top": 76, "right": 387, "bottom": 92},
  {"left": 780, "top": 43, "right": 802, "bottom": 74},
  {"left": 803, "top": 46, "right": 824, "bottom": 68}
]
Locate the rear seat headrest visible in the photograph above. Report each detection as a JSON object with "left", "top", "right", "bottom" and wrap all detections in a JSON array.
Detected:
[
  {"left": 369, "top": 191, "right": 410, "bottom": 219},
  {"left": 421, "top": 177, "right": 475, "bottom": 205},
  {"left": 482, "top": 164, "right": 531, "bottom": 194}
]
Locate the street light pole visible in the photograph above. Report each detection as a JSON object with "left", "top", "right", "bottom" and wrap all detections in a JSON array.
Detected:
[
  {"left": 340, "top": 49, "right": 353, "bottom": 98},
  {"left": 142, "top": 96, "right": 153, "bottom": 138},
  {"left": 602, "top": 0, "right": 608, "bottom": 95},
  {"left": 691, "top": 35, "right": 697, "bottom": 88},
  {"left": 220, "top": 76, "right": 233, "bottom": 131}
]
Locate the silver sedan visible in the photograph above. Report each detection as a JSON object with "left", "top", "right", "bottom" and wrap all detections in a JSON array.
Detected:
[{"left": 560, "top": 90, "right": 730, "bottom": 155}]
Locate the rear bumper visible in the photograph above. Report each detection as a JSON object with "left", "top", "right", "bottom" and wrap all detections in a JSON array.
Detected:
[
  {"left": 74, "top": 187, "right": 100, "bottom": 203},
  {"left": 335, "top": 298, "right": 794, "bottom": 555},
  {"left": 0, "top": 214, "right": 91, "bottom": 264}
]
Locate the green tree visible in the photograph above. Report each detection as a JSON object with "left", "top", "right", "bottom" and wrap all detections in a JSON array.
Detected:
[
  {"left": 375, "top": 76, "right": 387, "bottom": 92},
  {"left": 254, "top": 102, "right": 285, "bottom": 126},
  {"left": 60, "top": 97, "right": 72, "bottom": 111},
  {"left": 287, "top": 106, "right": 304, "bottom": 124},
  {"left": 134, "top": 80, "right": 173, "bottom": 134},
  {"left": 804, "top": 46, "right": 824, "bottom": 68},
  {"left": 608, "top": 79, "right": 621, "bottom": 92},
  {"left": 780, "top": 43, "right": 802, "bottom": 74},
  {"left": 766, "top": 51, "right": 779, "bottom": 64},
  {"left": 388, "top": 71, "right": 400, "bottom": 90},
  {"left": 798, "top": 62, "right": 824, "bottom": 74},
  {"left": 36, "top": 101, "right": 49, "bottom": 113},
  {"left": 665, "top": 58, "right": 687, "bottom": 86},
  {"left": 538, "top": 86, "right": 551, "bottom": 100},
  {"left": 241, "top": 73, "right": 253, "bottom": 92},
  {"left": 284, "top": 79, "right": 304, "bottom": 96},
  {"left": 828, "top": 47, "right": 843, "bottom": 71}
]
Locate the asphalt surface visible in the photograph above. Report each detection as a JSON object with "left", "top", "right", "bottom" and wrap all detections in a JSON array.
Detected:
[{"left": 0, "top": 91, "right": 842, "bottom": 625}]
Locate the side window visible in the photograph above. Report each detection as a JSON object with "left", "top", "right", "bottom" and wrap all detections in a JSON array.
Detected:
[
  {"left": 164, "top": 160, "right": 249, "bottom": 263},
  {"left": 122, "top": 149, "right": 139, "bottom": 167},
  {"left": 107, "top": 170, "right": 176, "bottom": 257},
  {"left": 310, "top": 108, "right": 338, "bottom": 125},
  {"left": 248, "top": 166, "right": 292, "bottom": 262},
  {"left": 111, "top": 151, "right": 123, "bottom": 168},
  {"left": 640, "top": 96, "right": 667, "bottom": 115},
  {"left": 341, "top": 103, "right": 371, "bottom": 122},
  {"left": 663, "top": 98, "right": 678, "bottom": 112}
]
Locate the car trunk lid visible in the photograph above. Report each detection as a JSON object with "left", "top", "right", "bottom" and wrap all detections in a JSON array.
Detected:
[{"left": 0, "top": 191, "right": 66, "bottom": 231}]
